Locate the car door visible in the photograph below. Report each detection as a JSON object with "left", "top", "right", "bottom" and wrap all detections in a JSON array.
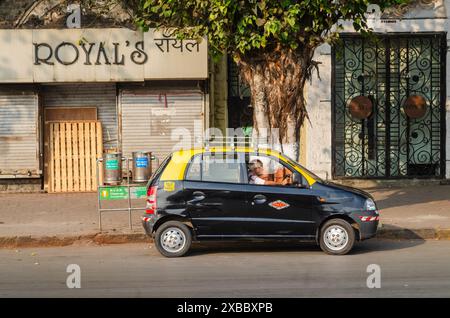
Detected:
[
  {"left": 242, "top": 154, "right": 317, "bottom": 238},
  {"left": 183, "top": 152, "right": 249, "bottom": 237}
]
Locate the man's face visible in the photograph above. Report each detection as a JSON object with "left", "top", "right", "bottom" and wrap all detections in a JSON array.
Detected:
[{"left": 250, "top": 163, "right": 263, "bottom": 175}]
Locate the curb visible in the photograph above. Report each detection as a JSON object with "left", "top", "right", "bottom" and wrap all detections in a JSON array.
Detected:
[
  {"left": 376, "top": 228, "right": 450, "bottom": 240},
  {"left": 0, "top": 233, "right": 152, "bottom": 249},
  {"left": 1, "top": 228, "right": 450, "bottom": 249}
]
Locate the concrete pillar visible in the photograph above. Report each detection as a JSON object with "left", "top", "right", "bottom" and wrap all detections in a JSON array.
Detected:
[{"left": 305, "top": 44, "right": 333, "bottom": 179}]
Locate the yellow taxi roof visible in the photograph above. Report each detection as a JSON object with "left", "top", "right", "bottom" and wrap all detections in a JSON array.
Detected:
[{"left": 160, "top": 147, "right": 317, "bottom": 185}]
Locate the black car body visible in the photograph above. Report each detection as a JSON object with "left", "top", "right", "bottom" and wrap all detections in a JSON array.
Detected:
[{"left": 142, "top": 147, "right": 379, "bottom": 257}]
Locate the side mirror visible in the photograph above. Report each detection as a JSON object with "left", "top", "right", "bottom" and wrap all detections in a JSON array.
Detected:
[
  {"left": 292, "top": 172, "right": 301, "bottom": 185},
  {"left": 292, "top": 172, "right": 309, "bottom": 188}
]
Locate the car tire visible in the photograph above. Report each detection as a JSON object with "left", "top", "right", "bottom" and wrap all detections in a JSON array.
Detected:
[
  {"left": 154, "top": 221, "right": 192, "bottom": 257},
  {"left": 319, "top": 219, "right": 355, "bottom": 255}
]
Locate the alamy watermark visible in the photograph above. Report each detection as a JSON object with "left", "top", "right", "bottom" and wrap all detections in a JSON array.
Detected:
[
  {"left": 66, "top": 264, "right": 81, "bottom": 289},
  {"left": 366, "top": 264, "right": 381, "bottom": 289}
]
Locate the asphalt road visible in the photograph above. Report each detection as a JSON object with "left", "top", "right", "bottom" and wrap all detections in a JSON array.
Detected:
[{"left": 0, "top": 239, "right": 449, "bottom": 297}]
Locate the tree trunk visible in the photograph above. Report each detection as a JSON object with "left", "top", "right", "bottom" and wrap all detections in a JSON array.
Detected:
[
  {"left": 249, "top": 64, "right": 270, "bottom": 147},
  {"left": 238, "top": 47, "right": 315, "bottom": 161}
]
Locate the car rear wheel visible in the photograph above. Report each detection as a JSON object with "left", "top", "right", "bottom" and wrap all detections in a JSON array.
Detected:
[
  {"left": 319, "top": 219, "right": 355, "bottom": 255},
  {"left": 155, "top": 221, "right": 192, "bottom": 257}
]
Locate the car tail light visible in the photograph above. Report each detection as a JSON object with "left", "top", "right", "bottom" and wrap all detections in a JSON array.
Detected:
[{"left": 146, "top": 186, "right": 157, "bottom": 214}]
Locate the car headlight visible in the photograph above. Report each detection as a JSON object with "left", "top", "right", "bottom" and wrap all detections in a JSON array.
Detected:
[{"left": 365, "top": 198, "right": 377, "bottom": 211}]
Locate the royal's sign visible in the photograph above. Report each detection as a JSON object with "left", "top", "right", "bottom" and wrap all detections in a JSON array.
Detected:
[{"left": 0, "top": 28, "right": 208, "bottom": 83}]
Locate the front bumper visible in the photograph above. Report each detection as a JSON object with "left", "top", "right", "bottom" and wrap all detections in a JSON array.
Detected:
[
  {"left": 351, "top": 211, "right": 380, "bottom": 240},
  {"left": 359, "top": 219, "right": 379, "bottom": 240}
]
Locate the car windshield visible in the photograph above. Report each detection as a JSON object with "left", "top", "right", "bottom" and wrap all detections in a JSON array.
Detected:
[{"left": 279, "top": 153, "right": 324, "bottom": 183}]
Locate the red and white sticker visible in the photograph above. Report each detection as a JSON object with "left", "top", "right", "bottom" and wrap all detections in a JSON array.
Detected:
[
  {"left": 142, "top": 217, "right": 151, "bottom": 222},
  {"left": 359, "top": 216, "right": 380, "bottom": 222},
  {"left": 268, "top": 200, "right": 290, "bottom": 210}
]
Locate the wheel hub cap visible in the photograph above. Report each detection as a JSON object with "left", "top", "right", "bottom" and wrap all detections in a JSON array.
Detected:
[
  {"left": 324, "top": 225, "right": 348, "bottom": 251},
  {"left": 161, "top": 227, "right": 186, "bottom": 253}
]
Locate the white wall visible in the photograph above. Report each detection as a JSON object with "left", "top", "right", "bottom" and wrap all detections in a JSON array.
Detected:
[
  {"left": 305, "top": 0, "right": 450, "bottom": 179},
  {"left": 305, "top": 44, "right": 333, "bottom": 180},
  {"left": 444, "top": 0, "right": 450, "bottom": 178}
]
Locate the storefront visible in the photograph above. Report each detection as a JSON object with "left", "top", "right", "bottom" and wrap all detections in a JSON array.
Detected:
[{"left": 0, "top": 28, "right": 208, "bottom": 192}]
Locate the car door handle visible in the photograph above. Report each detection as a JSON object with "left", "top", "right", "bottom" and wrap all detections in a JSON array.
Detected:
[
  {"left": 191, "top": 191, "right": 206, "bottom": 202},
  {"left": 252, "top": 194, "right": 267, "bottom": 204}
]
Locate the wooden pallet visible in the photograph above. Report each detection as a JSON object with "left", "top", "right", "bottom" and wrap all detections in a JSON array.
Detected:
[{"left": 48, "top": 121, "right": 103, "bottom": 193}]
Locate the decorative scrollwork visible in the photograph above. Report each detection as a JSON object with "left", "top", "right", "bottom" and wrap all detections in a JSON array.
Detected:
[
  {"left": 333, "top": 35, "right": 443, "bottom": 178},
  {"left": 381, "top": 0, "right": 439, "bottom": 19}
]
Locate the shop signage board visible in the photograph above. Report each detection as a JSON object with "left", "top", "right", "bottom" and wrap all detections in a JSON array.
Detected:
[
  {"left": 99, "top": 186, "right": 147, "bottom": 200},
  {"left": 0, "top": 28, "right": 208, "bottom": 83}
]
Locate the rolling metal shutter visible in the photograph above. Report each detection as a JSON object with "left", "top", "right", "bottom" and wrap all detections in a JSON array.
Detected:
[
  {"left": 121, "top": 89, "right": 204, "bottom": 162},
  {"left": 42, "top": 84, "right": 118, "bottom": 149},
  {"left": 0, "top": 90, "right": 39, "bottom": 176}
]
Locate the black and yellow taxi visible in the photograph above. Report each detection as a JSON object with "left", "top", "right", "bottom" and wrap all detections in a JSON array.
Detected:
[{"left": 142, "top": 147, "right": 379, "bottom": 257}]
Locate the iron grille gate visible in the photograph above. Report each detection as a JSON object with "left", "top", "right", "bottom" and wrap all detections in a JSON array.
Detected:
[{"left": 332, "top": 34, "right": 446, "bottom": 178}]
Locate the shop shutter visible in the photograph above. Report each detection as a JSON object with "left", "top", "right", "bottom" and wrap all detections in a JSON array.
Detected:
[
  {"left": 120, "top": 90, "right": 204, "bottom": 162},
  {"left": 42, "top": 84, "right": 117, "bottom": 149},
  {"left": 0, "top": 90, "right": 38, "bottom": 175}
]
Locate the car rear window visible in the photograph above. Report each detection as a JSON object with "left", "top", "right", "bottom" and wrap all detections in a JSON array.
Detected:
[
  {"left": 185, "top": 153, "right": 243, "bottom": 184},
  {"left": 147, "top": 154, "right": 172, "bottom": 187}
]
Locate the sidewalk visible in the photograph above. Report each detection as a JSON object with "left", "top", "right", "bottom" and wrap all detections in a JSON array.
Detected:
[
  {"left": 372, "top": 185, "right": 450, "bottom": 229},
  {"left": 0, "top": 184, "right": 449, "bottom": 247}
]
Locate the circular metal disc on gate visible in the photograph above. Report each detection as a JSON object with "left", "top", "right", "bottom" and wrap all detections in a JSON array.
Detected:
[
  {"left": 404, "top": 95, "right": 427, "bottom": 119},
  {"left": 348, "top": 96, "right": 373, "bottom": 120}
]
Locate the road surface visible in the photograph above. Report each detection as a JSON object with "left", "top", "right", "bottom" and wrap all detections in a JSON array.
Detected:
[{"left": 1, "top": 239, "right": 449, "bottom": 297}]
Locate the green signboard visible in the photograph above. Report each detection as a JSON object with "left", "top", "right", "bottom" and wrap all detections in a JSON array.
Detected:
[{"left": 99, "top": 186, "right": 147, "bottom": 200}]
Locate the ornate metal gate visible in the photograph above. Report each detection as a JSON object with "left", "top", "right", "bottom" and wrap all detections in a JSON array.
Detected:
[{"left": 332, "top": 34, "right": 445, "bottom": 178}]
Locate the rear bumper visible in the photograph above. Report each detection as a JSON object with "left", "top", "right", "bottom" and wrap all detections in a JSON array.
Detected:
[{"left": 142, "top": 216, "right": 156, "bottom": 237}]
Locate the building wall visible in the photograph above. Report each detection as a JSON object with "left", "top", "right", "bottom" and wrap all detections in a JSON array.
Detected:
[
  {"left": 0, "top": 0, "right": 133, "bottom": 29},
  {"left": 305, "top": 44, "right": 333, "bottom": 179},
  {"left": 306, "top": 0, "right": 450, "bottom": 180},
  {"left": 444, "top": 0, "right": 450, "bottom": 178}
]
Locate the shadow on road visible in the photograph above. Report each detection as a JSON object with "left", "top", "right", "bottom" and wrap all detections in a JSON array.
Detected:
[
  {"left": 190, "top": 241, "right": 320, "bottom": 256},
  {"left": 350, "top": 238, "right": 425, "bottom": 255},
  {"left": 187, "top": 236, "right": 425, "bottom": 257}
]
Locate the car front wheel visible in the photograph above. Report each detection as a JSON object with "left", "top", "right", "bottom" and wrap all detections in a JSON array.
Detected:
[
  {"left": 319, "top": 219, "right": 355, "bottom": 255},
  {"left": 154, "top": 221, "right": 192, "bottom": 257}
]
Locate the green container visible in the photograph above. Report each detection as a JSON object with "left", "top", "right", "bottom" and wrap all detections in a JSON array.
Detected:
[{"left": 103, "top": 152, "right": 122, "bottom": 185}]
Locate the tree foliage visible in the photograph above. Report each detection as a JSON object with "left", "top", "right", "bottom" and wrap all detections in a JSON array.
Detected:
[
  {"left": 128, "top": 0, "right": 410, "bottom": 158},
  {"left": 133, "top": 0, "right": 408, "bottom": 61}
]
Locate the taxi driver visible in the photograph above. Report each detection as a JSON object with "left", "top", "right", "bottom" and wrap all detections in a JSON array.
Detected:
[{"left": 248, "top": 159, "right": 289, "bottom": 186}]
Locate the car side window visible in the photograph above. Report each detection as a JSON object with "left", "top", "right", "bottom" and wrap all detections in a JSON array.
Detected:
[
  {"left": 185, "top": 153, "right": 243, "bottom": 184},
  {"left": 246, "top": 154, "right": 302, "bottom": 187},
  {"left": 185, "top": 154, "right": 202, "bottom": 181}
]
